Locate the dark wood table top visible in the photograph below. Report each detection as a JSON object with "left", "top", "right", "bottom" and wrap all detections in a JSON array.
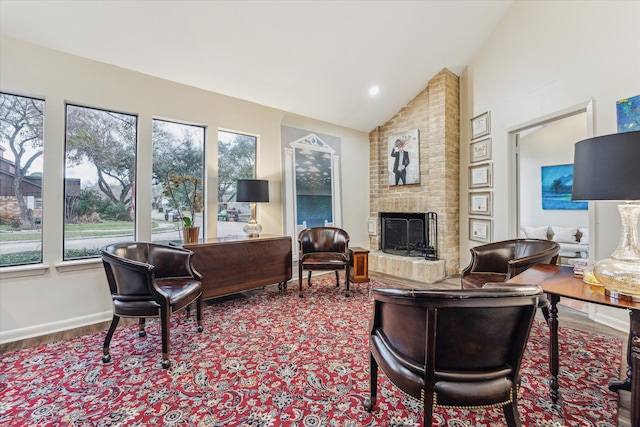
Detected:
[
  {"left": 185, "top": 234, "right": 288, "bottom": 247},
  {"left": 507, "top": 264, "right": 640, "bottom": 311}
]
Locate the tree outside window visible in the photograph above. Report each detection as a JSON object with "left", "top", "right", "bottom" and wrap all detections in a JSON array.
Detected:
[
  {"left": 0, "top": 93, "right": 45, "bottom": 267},
  {"left": 64, "top": 105, "right": 137, "bottom": 260},
  {"left": 218, "top": 130, "right": 256, "bottom": 237},
  {"left": 152, "top": 120, "right": 205, "bottom": 244}
]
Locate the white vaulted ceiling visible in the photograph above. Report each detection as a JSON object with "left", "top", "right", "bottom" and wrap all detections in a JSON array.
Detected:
[{"left": 0, "top": 0, "right": 513, "bottom": 132}]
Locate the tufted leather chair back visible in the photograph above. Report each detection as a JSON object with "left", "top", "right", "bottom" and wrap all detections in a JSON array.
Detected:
[
  {"left": 297, "top": 227, "right": 351, "bottom": 297},
  {"left": 365, "top": 285, "right": 543, "bottom": 426},
  {"left": 299, "top": 227, "right": 349, "bottom": 255},
  {"left": 462, "top": 239, "right": 560, "bottom": 289}
]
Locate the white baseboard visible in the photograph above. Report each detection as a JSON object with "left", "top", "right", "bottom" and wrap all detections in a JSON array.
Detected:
[
  {"left": 591, "top": 305, "right": 630, "bottom": 333},
  {"left": 0, "top": 310, "right": 113, "bottom": 345}
]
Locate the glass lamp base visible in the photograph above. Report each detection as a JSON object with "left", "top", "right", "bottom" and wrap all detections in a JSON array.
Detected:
[
  {"left": 594, "top": 203, "right": 640, "bottom": 302},
  {"left": 595, "top": 257, "right": 640, "bottom": 302},
  {"left": 243, "top": 221, "right": 262, "bottom": 237}
]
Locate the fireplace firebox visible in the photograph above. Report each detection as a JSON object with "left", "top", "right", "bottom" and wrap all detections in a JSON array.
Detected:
[{"left": 380, "top": 212, "right": 437, "bottom": 259}]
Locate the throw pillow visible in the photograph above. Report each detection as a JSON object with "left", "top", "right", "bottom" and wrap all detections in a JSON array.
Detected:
[
  {"left": 551, "top": 226, "right": 578, "bottom": 243},
  {"left": 579, "top": 227, "right": 589, "bottom": 245},
  {"left": 523, "top": 225, "right": 549, "bottom": 240}
]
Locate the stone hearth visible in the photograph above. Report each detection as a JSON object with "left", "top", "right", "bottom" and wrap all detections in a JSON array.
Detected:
[{"left": 369, "top": 250, "right": 446, "bottom": 283}]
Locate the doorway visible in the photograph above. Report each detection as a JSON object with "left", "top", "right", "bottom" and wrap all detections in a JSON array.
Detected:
[{"left": 510, "top": 101, "right": 594, "bottom": 265}]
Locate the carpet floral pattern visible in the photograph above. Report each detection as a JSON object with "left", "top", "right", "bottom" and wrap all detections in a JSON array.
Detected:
[{"left": 0, "top": 278, "right": 622, "bottom": 426}]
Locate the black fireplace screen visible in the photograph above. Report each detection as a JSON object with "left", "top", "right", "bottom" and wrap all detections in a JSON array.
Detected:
[{"left": 380, "top": 212, "right": 437, "bottom": 259}]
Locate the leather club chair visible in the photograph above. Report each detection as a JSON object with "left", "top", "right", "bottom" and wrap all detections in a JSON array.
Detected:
[
  {"left": 100, "top": 241, "right": 204, "bottom": 369},
  {"left": 461, "top": 238, "right": 560, "bottom": 289},
  {"left": 365, "top": 285, "right": 544, "bottom": 426},
  {"left": 298, "top": 227, "right": 350, "bottom": 297}
]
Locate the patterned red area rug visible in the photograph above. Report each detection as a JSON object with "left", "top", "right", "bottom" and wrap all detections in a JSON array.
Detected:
[{"left": 0, "top": 278, "right": 621, "bottom": 426}]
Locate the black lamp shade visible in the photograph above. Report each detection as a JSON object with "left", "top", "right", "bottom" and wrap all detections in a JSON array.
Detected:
[
  {"left": 572, "top": 131, "right": 640, "bottom": 201},
  {"left": 236, "top": 179, "right": 269, "bottom": 202}
]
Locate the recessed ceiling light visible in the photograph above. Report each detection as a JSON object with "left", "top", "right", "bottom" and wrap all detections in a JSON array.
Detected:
[{"left": 369, "top": 86, "right": 380, "bottom": 96}]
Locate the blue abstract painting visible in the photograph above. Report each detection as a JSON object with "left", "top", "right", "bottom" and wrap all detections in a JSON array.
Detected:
[
  {"left": 617, "top": 95, "right": 640, "bottom": 133},
  {"left": 541, "top": 164, "right": 587, "bottom": 210}
]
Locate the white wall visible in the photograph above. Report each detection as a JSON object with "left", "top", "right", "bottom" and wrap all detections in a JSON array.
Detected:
[
  {"left": 518, "top": 112, "right": 588, "bottom": 228},
  {"left": 460, "top": 0, "right": 639, "bottom": 261},
  {"left": 460, "top": 1, "right": 639, "bottom": 330},
  {"left": 0, "top": 37, "right": 370, "bottom": 342}
]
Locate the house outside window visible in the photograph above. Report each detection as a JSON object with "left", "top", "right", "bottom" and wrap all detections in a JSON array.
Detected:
[{"left": 0, "top": 93, "right": 45, "bottom": 267}]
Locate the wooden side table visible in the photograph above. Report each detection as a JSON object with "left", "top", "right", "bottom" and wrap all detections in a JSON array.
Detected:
[
  {"left": 349, "top": 247, "right": 370, "bottom": 283},
  {"left": 508, "top": 264, "right": 640, "bottom": 427}
]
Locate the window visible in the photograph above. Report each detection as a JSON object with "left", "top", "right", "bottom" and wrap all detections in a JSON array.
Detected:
[
  {"left": 0, "top": 93, "right": 45, "bottom": 267},
  {"left": 151, "top": 119, "right": 205, "bottom": 244},
  {"left": 64, "top": 105, "right": 137, "bottom": 260},
  {"left": 217, "top": 130, "right": 256, "bottom": 237}
]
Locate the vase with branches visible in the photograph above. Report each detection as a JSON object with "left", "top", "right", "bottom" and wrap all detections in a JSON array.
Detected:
[{"left": 162, "top": 173, "right": 203, "bottom": 242}]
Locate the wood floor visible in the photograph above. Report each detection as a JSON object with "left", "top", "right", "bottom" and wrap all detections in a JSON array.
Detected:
[{"left": 1, "top": 272, "right": 631, "bottom": 426}]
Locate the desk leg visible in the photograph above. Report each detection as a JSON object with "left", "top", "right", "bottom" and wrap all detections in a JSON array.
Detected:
[
  {"left": 548, "top": 294, "right": 560, "bottom": 404},
  {"left": 609, "top": 310, "right": 633, "bottom": 393}
]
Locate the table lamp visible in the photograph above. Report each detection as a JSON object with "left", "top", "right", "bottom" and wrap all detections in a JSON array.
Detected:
[
  {"left": 236, "top": 179, "right": 269, "bottom": 237},
  {"left": 572, "top": 130, "right": 640, "bottom": 300}
]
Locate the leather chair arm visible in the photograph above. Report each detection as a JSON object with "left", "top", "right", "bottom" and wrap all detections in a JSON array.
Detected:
[
  {"left": 462, "top": 246, "right": 512, "bottom": 276},
  {"left": 372, "top": 285, "right": 543, "bottom": 301},
  {"left": 149, "top": 245, "right": 200, "bottom": 279},
  {"left": 506, "top": 246, "right": 559, "bottom": 279}
]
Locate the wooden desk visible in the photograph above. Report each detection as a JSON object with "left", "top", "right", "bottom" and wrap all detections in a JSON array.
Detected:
[
  {"left": 508, "top": 264, "right": 640, "bottom": 426},
  {"left": 184, "top": 234, "right": 292, "bottom": 300}
]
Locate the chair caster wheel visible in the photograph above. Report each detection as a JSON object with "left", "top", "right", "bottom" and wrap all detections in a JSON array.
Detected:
[
  {"left": 162, "top": 359, "right": 171, "bottom": 369},
  {"left": 364, "top": 398, "right": 374, "bottom": 412},
  {"left": 102, "top": 353, "right": 111, "bottom": 363},
  {"left": 197, "top": 325, "right": 204, "bottom": 332},
  {"left": 139, "top": 330, "right": 146, "bottom": 337}
]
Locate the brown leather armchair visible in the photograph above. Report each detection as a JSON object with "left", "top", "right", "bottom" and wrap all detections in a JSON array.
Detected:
[
  {"left": 462, "top": 238, "right": 560, "bottom": 289},
  {"left": 100, "top": 242, "right": 204, "bottom": 369},
  {"left": 365, "top": 285, "right": 543, "bottom": 426},
  {"left": 298, "top": 227, "right": 350, "bottom": 297}
]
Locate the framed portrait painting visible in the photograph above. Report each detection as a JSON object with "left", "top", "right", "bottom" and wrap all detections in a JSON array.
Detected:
[{"left": 388, "top": 129, "right": 420, "bottom": 186}]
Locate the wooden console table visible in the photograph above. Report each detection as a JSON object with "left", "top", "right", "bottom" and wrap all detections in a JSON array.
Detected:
[
  {"left": 508, "top": 264, "right": 639, "bottom": 427},
  {"left": 184, "top": 234, "right": 292, "bottom": 300}
]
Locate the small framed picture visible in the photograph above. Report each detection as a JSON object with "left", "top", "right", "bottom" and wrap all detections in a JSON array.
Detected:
[
  {"left": 469, "top": 218, "right": 492, "bottom": 243},
  {"left": 470, "top": 111, "right": 491, "bottom": 139},
  {"left": 470, "top": 137, "right": 492, "bottom": 162},
  {"left": 469, "top": 162, "right": 493, "bottom": 188},
  {"left": 469, "top": 191, "right": 492, "bottom": 216}
]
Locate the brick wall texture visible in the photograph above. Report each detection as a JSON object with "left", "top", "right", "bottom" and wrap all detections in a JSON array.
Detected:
[{"left": 368, "top": 68, "right": 460, "bottom": 276}]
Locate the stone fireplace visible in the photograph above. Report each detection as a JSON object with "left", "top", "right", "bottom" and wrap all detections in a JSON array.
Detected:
[{"left": 368, "top": 69, "right": 459, "bottom": 282}]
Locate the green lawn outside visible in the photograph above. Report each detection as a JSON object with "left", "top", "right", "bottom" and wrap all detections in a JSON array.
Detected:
[{"left": 0, "top": 221, "right": 176, "bottom": 242}]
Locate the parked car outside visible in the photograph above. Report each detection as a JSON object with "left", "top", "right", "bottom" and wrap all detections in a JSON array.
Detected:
[
  {"left": 217, "top": 209, "right": 239, "bottom": 221},
  {"left": 165, "top": 209, "right": 181, "bottom": 222}
]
